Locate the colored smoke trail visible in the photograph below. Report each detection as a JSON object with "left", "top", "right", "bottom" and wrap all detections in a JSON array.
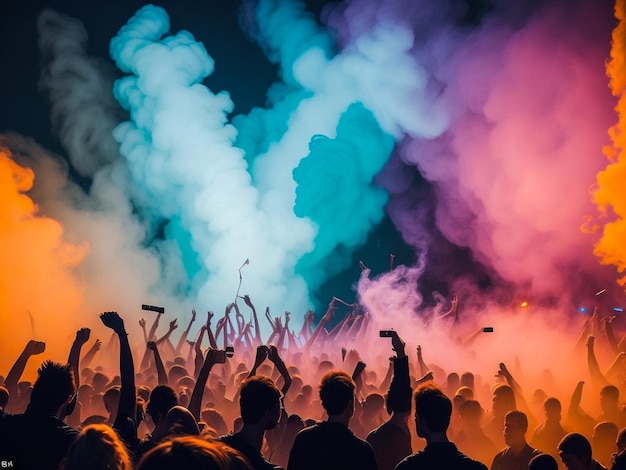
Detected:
[
  {"left": 342, "top": 0, "right": 617, "bottom": 301},
  {"left": 594, "top": 0, "right": 626, "bottom": 286},
  {"left": 109, "top": 5, "right": 315, "bottom": 320},
  {"left": 0, "top": 146, "right": 87, "bottom": 370}
]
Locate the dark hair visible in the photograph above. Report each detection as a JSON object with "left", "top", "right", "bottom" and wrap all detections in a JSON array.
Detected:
[
  {"left": 319, "top": 371, "right": 355, "bottom": 416},
  {"left": 0, "top": 385, "right": 9, "bottom": 408},
  {"left": 505, "top": 410, "right": 528, "bottom": 432},
  {"left": 239, "top": 376, "right": 281, "bottom": 425},
  {"left": 137, "top": 436, "right": 252, "bottom": 470},
  {"left": 528, "top": 453, "right": 558, "bottom": 470},
  {"left": 414, "top": 385, "right": 451, "bottom": 432},
  {"left": 544, "top": 397, "right": 561, "bottom": 413},
  {"left": 600, "top": 385, "right": 619, "bottom": 401},
  {"left": 28, "top": 360, "right": 75, "bottom": 414},
  {"left": 558, "top": 433, "right": 592, "bottom": 460},
  {"left": 147, "top": 385, "right": 178, "bottom": 421}
]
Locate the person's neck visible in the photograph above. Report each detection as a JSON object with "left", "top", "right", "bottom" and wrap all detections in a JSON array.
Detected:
[
  {"left": 509, "top": 440, "right": 527, "bottom": 454},
  {"left": 327, "top": 411, "right": 350, "bottom": 427},
  {"left": 237, "top": 424, "right": 266, "bottom": 452},
  {"left": 426, "top": 431, "right": 449, "bottom": 444},
  {"left": 388, "top": 412, "right": 410, "bottom": 427}
]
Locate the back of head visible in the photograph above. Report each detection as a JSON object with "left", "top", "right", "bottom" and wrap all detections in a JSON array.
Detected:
[
  {"left": 0, "top": 385, "right": 9, "bottom": 409},
  {"left": 414, "top": 385, "right": 452, "bottom": 433},
  {"left": 319, "top": 370, "right": 355, "bottom": 416},
  {"left": 147, "top": 385, "right": 178, "bottom": 421},
  {"left": 239, "top": 376, "right": 281, "bottom": 425},
  {"left": 618, "top": 428, "right": 626, "bottom": 453},
  {"left": 528, "top": 453, "right": 558, "bottom": 470},
  {"left": 460, "top": 372, "right": 475, "bottom": 389},
  {"left": 137, "top": 436, "right": 253, "bottom": 470},
  {"left": 459, "top": 399, "right": 482, "bottom": 422},
  {"left": 166, "top": 405, "right": 200, "bottom": 436},
  {"left": 593, "top": 421, "right": 619, "bottom": 442},
  {"left": 28, "top": 360, "right": 75, "bottom": 414},
  {"left": 62, "top": 424, "right": 131, "bottom": 470},
  {"left": 558, "top": 433, "right": 592, "bottom": 461}
]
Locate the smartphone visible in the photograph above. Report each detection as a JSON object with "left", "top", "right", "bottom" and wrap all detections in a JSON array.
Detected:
[
  {"left": 215, "top": 350, "right": 227, "bottom": 364},
  {"left": 483, "top": 327, "right": 494, "bottom": 333},
  {"left": 141, "top": 304, "right": 165, "bottom": 314},
  {"left": 225, "top": 346, "right": 235, "bottom": 358},
  {"left": 380, "top": 330, "right": 395, "bottom": 337}
]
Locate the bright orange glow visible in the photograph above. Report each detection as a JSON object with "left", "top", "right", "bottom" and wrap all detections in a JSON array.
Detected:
[
  {"left": 0, "top": 148, "right": 88, "bottom": 379},
  {"left": 520, "top": 301, "right": 528, "bottom": 308},
  {"left": 594, "top": 0, "right": 626, "bottom": 285}
]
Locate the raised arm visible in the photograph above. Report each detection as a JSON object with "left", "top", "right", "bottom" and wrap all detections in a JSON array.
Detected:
[
  {"left": 603, "top": 315, "right": 621, "bottom": 356},
  {"left": 147, "top": 341, "right": 168, "bottom": 386},
  {"left": 268, "top": 345, "right": 292, "bottom": 396},
  {"left": 67, "top": 328, "right": 91, "bottom": 390},
  {"left": 305, "top": 299, "right": 336, "bottom": 350},
  {"left": 4, "top": 340, "right": 46, "bottom": 401},
  {"left": 81, "top": 338, "right": 102, "bottom": 368},
  {"left": 586, "top": 335, "right": 609, "bottom": 389},
  {"left": 188, "top": 348, "right": 220, "bottom": 421},
  {"left": 248, "top": 344, "right": 270, "bottom": 378},
  {"left": 100, "top": 311, "right": 136, "bottom": 428},
  {"left": 155, "top": 318, "right": 178, "bottom": 346},
  {"left": 175, "top": 309, "right": 196, "bottom": 355},
  {"left": 242, "top": 295, "right": 263, "bottom": 346},
  {"left": 416, "top": 344, "right": 431, "bottom": 377}
]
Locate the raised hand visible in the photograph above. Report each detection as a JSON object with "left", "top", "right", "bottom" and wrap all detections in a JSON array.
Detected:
[
  {"left": 139, "top": 318, "right": 146, "bottom": 328},
  {"left": 255, "top": 344, "right": 269, "bottom": 364},
  {"left": 146, "top": 341, "right": 157, "bottom": 351},
  {"left": 267, "top": 344, "right": 280, "bottom": 362},
  {"left": 168, "top": 319, "right": 178, "bottom": 331},
  {"left": 191, "top": 308, "right": 197, "bottom": 323},
  {"left": 100, "top": 311, "right": 126, "bottom": 335},
  {"left": 243, "top": 295, "right": 254, "bottom": 308},
  {"left": 94, "top": 339, "right": 102, "bottom": 351},
  {"left": 25, "top": 340, "right": 46, "bottom": 356},
  {"left": 75, "top": 327, "right": 91, "bottom": 345}
]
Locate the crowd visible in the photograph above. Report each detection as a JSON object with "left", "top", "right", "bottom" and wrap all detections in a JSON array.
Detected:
[{"left": 1, "top": 294, "right": 626, "bottom": 470}]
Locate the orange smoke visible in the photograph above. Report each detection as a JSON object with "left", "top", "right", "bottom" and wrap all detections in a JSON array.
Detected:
[
  {"left": 594, "top": 0, "right": 626, "bottom": 285},
  {"left": 0, "top": 147, "right": 88, "bottom": 379}
]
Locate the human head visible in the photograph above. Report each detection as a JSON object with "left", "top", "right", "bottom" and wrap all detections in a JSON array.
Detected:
[
  {"left": 319, "top": 370, "right": 355, "bottom": 417},
  {"left": 492, "top": 384, "right": 516, "bottom": 416},
  {"left": 617, "top": 427, "right": 626, "bottom": 454},
  {"left": 459, "top": 399, "right": 482, "bottom": 425},
  {"left": 239, "top": 376, "right": 282, "bottom": 429},
  {"left": 600, "top": 385, "right": 620, "bottom": 412},
  {"left": 558, "top": 433, "right": 593, "bottom": 470},
  {"left": 413, "top": 385, "right": 452, "bottom": 438},
  {"left": 27, "top": 360, "right": 75, "bottom": 415},
  {"left": 147, "top": 385, "right": 178, "bottom": 425},
  {"left": 0, "top": 385, "right": 9, "bottom": 409},
  {"left": 61, "top": 424, "right": 131, "bottom": 470},
  {"left": 137, "top": 436, "right": 252, "bottom": 470},
  {"left": 528, "top": 453, "right": 559, "bottom": 470},
  {"left": 165, "top": 405, "right": 200, "bottom": 436},
  {"left": 503, "top": 410, "right": 528, "bottom": 447},
  {"left": 103, "top": 386, "right": 121, "bottom": 417},
  {"left": 544, "top": 397, "right": 561, "bottom": 421}
]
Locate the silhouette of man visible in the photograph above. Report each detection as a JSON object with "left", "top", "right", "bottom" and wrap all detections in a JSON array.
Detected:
[
  {"left": 558, "top": 432, "right": 607, "bottom": 470},
  {"left": 0, "top": 361, "right": 78, "bottom": 470},
  {"left": 367, "top": 331, "right": 413, "bottom": 470},
  {"left": 491, "top": 410, "right": 541, "bottom": 470},
  {"left": 395, "top": 385, "right": 487, "bottom": 470},
  {"left": 287, "top": 370, "right": 378, "bottom": 470},
  {"left": 221, "top": 375, "right": 284, "bottom": 470}
]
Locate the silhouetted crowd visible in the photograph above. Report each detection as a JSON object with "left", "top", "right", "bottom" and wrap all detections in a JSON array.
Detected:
[{"left": 1, "top": 297, "right": 626, "bottom": 470}]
